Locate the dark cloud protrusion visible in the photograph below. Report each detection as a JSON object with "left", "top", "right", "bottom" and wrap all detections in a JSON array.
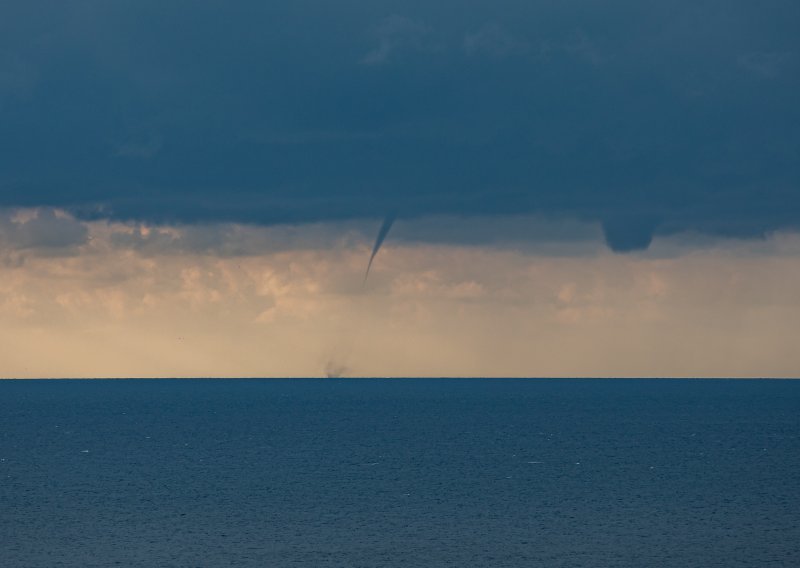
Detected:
[{"left": 602, "top": 217, "right": 658, "bottom": 253}]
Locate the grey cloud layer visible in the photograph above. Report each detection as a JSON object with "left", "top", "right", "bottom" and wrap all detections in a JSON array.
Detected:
[
  {"left": 0, "top": 209, "right": 87, "bottom": 251},
  {"left": 1, "top": 1, "right": 798, "bottom": 251}
]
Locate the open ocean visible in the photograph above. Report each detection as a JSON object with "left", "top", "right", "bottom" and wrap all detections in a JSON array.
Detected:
[{"left": 1, "top": 379, "right": 798, "bottom": 567}]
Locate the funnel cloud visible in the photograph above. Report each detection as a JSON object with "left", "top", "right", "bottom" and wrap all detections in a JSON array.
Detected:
[{"left": 364, "top": 212, "right": 397, "bottom": 285}]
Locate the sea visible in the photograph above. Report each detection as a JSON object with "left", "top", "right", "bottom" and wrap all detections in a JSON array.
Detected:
[{"left": 1, "top": 379, "right": 798, "bottom": 567}]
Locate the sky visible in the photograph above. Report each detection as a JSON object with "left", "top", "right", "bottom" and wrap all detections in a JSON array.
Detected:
[{"left": 1, "top": 1, "right": 798, "bottom": 377}]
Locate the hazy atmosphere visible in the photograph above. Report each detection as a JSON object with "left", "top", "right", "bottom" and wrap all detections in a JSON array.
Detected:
[{"left": 2, "top": 211, "right": 799, "bottom": 377}]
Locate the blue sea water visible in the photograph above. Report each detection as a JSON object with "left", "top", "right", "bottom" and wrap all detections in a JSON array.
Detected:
[{"left": 1, "top": 379, "right": 799, "bottom": 567}]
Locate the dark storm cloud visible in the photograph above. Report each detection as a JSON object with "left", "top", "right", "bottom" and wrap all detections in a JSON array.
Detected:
[{"left": 1, "top": 1, "right": 798, "bottom": 251}]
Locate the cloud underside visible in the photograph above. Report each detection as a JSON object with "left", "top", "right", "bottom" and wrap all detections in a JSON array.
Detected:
[{"left": 0, "top": 2, "right": 798, "bottom": 252}]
